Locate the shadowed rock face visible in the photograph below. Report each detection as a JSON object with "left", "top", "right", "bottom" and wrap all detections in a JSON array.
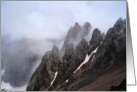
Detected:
[{"left": 26, "top": 18, "right": 126, "bottom": 91}]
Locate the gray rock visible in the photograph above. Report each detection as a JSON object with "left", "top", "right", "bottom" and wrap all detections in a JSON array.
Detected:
[
  {"left": 26, "top": 45, "right": 60, "bottom": 91},
  {"left": 88, "top": 28, "right": 103, "bottom": 55}
]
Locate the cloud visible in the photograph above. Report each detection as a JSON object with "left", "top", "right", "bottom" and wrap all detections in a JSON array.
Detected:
[
  {"left": 1, "top": 81, "right": 27, "bottom": 91},
  {"left": 1, "top": 36, "right": 63, "bottom": 87},
  {"left": 1, "top": 1, "right": 126, "bottom": 40}
]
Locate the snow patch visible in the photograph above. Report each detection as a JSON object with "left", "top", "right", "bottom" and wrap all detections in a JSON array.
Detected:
[
  {"left": 65, "top": 79, "right": 69, "bottom": 82},
  {"left": 73, "top": 47, "right": 99, "bottom": 73},
  {"left": 50, "top": 72, "right": 58, "bottom": 86}
]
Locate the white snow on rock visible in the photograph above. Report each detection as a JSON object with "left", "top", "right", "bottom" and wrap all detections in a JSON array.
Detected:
[
  {"left": 65, "top": 79, "right": 69, "bottom": 82},
  {"left": 50, "top": 72, "right": 58, "bottom": 86},
  {"left": 73, "top": 47, "right": 99, "bottom": 73}
]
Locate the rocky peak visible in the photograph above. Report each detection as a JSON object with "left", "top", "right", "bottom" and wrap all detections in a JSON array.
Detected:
[
  {"left": 27, "top": 19, "right": 126, "bottom": 91},
  {"left": 74, "top": 22, "right": 80, "bottom": 29},
  {"left": 88, "top": 28, "right": 103, "bottom": 55},
  {"left": 114, "top": 17, "right": 126, "bottom": 31},
  {"left": 66, "top": 43, "right": 74, "bottom": 50},
  {"left": 61, "top": 22, "right": 91, "bottom": 57},
  {"left": 83, "top": 22, "right": 91, "bottom": 30},
  {"left": 59, "top": 19, "right": 126, "bottom": 91},
  {"left": 114, "top": 17, "right": 123, "bottom": 25},
  {"left": 52, "top": 45, "right": 60, "bottom": 59},
  {"left": 52, "top": 45, "right": 58, "bottom": 52},
  {"left": 63, "top": 43, "right": 74, "bottom": 62},
  {"left": 80, "top": 38, "right": 88, "bottom": 44},
  {"left": 73, "top": 22, "right": 81, "bottom": 35},
  {"left": 82, "top": 22, "right": 91, "bottom": 38},
  {"left": 26, "top": 45, "right": 61, "bottom": 91},
  {"left": 90, "top": 28, "right": 101, "bottom": 42},
  {"left": 75, "top": 22, "right": 79, "bottom": 25},
  {"left": 75, "top": 39, "right": 88, "bottom": 53},
  {"left": 75, "top": 39, "right": 88, "bottom": 64},
  {"left": 105, "top": 18, "right": 126, "bottom": 40}
]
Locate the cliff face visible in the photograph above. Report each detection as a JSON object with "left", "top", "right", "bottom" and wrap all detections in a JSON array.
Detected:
[{"left": 26, "top": 18, "right": 126, "bottom": 91}]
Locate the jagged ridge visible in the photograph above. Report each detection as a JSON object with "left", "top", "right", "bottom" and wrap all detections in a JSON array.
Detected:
[{"left": 26, "top": 18, "right": 126, "bottom": 91}]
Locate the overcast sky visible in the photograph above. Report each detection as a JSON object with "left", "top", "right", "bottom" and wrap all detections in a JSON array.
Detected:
[{"left": 1, "top": 1, "right": 126, "bottom": 41}]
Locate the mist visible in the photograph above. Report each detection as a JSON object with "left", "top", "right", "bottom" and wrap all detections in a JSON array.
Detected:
[{"left": 1, "top": 1, "right": 126, "bottom": 91}]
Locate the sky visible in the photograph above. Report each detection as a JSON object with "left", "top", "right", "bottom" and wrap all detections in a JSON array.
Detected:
[
  {"left": 1, "top": 1, "right": 126, "bottom": 41},
  {"left": 1, "top": 1, "right": 126, "bottom": 91}
]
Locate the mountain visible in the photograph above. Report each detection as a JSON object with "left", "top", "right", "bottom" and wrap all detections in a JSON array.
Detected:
[{"left": 26, "top": 18, "right": 126, "bottom": 91}]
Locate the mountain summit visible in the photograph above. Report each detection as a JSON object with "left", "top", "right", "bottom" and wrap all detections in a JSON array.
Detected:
[{"left": 26, "top": 18, "right": 126, "bottom": 91}]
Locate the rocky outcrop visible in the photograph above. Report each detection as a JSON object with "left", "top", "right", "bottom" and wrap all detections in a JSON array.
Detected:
[
  {"left": 47, "top": 39, "right": 88, "bottom": 91},
  {"left": 88, "top": 28, "right": 103, "bottom": 55},
  {"left": 26, "top": 45, "right": 61, "bottom": 91},
  {"left": 27, "top": 18, "right": 126, "bottom": 91},
  {"left": 61, "top": 22, "right": 91, "bottom": 57},
  {"left": 58, "top": 18, "right": 126, "bottom": 91},
  {"left": 75, "top": 39, "right": 88, "bottom": 67}
]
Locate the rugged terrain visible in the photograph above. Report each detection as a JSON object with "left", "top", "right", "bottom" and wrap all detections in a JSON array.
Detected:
[{"left": 26, "top": 18, "right": 126, "bottom": 91}]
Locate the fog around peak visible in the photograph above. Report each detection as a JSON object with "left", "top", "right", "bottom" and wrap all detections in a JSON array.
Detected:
[{"left": 1, "top": 1, "right": 126, "bottom": 91}]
